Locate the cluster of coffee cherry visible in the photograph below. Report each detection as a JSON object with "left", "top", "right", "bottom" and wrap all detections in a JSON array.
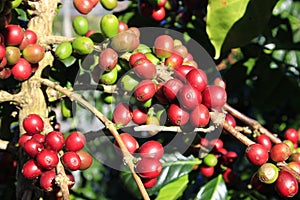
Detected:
[
  {"left": 114, "top": 133, "right": 164, "bottom": 188},
  {"left": 19, "top": 114, "right": 93, "bottom": 193},
  {"left": 0, "top": 24, "right": 45, "bottom": 81},
  {"left": 244, "top": 127, "right": 300, "bottom": 198}
]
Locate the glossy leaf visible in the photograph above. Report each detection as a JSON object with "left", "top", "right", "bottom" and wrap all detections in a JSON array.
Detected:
[
  {"left": 195, "top": 174, "right": 227, "bottom": 200},
  {"left": 155, "top": 174, "right": 189, "bottom": 200},
  {"left": 206, "top": 0, "right": 250, "bottom": 59}
]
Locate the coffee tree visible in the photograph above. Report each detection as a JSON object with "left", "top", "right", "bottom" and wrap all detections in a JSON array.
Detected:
[{"left": 0, "top": 0, "right": 300, "bottom": 199}]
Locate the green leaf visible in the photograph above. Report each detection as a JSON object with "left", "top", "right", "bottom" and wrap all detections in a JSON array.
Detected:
[
  {"left": 120, "top": 152, "right": 201, "bottom": 198},
  {"left": 195, "top": 175, "right": 227, "bottom": 200},
  {"left": 221, "top": 0, "right": 278, "bottom": 56},
  {"left": 155, "top": 174, "right": 189, "bottom": 200},
  {"left": 206, "top": 0, "right": 250, "bottom": 59}
]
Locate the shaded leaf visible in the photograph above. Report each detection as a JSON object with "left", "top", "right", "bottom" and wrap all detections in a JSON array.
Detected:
[
  {"left": 206, "top": 0, "right": 250, "bottom": 59},
  {"left": 195, "top": 175, "right": 227, "bottom": 200},
  {"left": 155, "top": 174, "right": 189, "bottom": 200}
]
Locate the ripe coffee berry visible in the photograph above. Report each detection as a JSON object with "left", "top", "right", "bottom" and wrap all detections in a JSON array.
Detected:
[
  {"left": 61, "top": 151, "right": 81, "bottom": 171},
  {"left": 23, "top": 114, "right": 44, "bottom": 135},
  {"left": 138, "top": 140, "right": 164, "bottom": 159},
  {"left": 114, "top": 133, "right": 139, "bottom": 155},
  {"left": 77, "top": 151, "right": 93, "bottom": 170},
  {"left": 284, "top": 128, "right": 299, "bottom": 144},
  {"left": 256, "top": 134, "right": 272, "bottom": 151},
  {"left": 136, "top": 158, "right": 162, "bottom": 179},
  {"left": 36, "top": 149, "right": 59, "bottom": 170},
  {"left": 39, "top": 170, "right": 56, "bottom": 191},
  {"left": 245, "top": 143, "right": 269, "bottom": 166},
  {"left": 200, "top": 165, "right": 214, "bottom": 177},
  {"left": 22, "top": 159, "right": 42, "bottom": 179},
  {"left": 275, "top": 171, "right": 298, "bottom": 197},
  {"left": 23, "top": 139, "right": 44, "bottom": 157},
  {"left": 65, "top": 131, "right": 86, "bottom": 152},
  {"left": 270, "top": 142, "right": 291, "bottom": 162},
  {"left": 45, "top": 131, "right": 65, "bottom": 151},
  {"left": 142, "top": 177, "right": 157, "bottom": 189}
]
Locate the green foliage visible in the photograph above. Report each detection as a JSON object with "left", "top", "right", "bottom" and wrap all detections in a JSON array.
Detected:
[{"left": 195, "top": 175, "right": 227, "bottom": 200}]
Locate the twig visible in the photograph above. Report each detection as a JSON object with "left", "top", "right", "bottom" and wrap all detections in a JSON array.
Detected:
[
  {"left": 39, "top": 78, "right": 150, "bottom": 200},
  {"left": 223, "top": 120, "right": 255, "bottom": 146},
  {"left": 224, "top": 103, "right": 281, "bottom": 144},
  {"left": 277, "top": 162, "right": 300, "bottom": 183},
  {"left": 0, "top": 90, "right": 22, "bottom": 104}
]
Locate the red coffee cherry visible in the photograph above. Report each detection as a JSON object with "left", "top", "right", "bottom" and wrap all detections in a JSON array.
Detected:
[
  {"left": 275, "top": 171, "right": 298, "bottom": 197},
  {"left": 200, "top": 165, "right": 214, "bottom": 177},
  {"left": 39, "top": 170, "right": 56, "bottom": 192},
  {"left": 23, "top": 114, "right": 44, "bottom": 135},
  {"left": 36, "top": 149, "right": 59, "bottom": 170},
  {"left": 256, "top": 134, "right": 272, "bottom": 151},
  {"left": 202, "top": 85, "right": 227, "bottom": 109},
  {"left": 167, "top": 103, "right": 189, "bottom": 126},
  {"left": 112, "top": 103, "right": 132, "bottom": 127},
  {"left": 4, "top": 24, "right": 24, "bottom": 46},
  {"left": 284, "top": 128, "right": 299, "bottom": 144},
  {"left": 178, "top": 85, "right": 202, "bottom": 110},
  {"left": 132, "top": 107, "right": 148, "bottom": 125},
  {"left": 138, "top": 140, "right": 164, "bottom": 159},
  {"left": 61, "top": 151, "right": 81, "bottom": 171},
  {"left": 11, "top": 58, "right": 32, "bottom": 81},
  {"left": 186, "top": 68, "right": 208, "bottom": 92},
  {"left": 134, "top": 80, "right": 156, "bottom": 102},
  {"left": 23, "top": 138, "right": 44, "bottom": 157},
  {"left": 136, "top": 158, "right": 162, "bottom": 179},
  {"left": 189, "top": 104, "right": 210, "bottom": 128},
  {"left": 45, "top": 131, "right": 65, "bottom": 151},
  {"left": 225, "top": 114, "right": 236, "bottom": 128},
  {"left": 32, "top": 133, "right": 46, "bottom": 144},
  {"left": 163, "top": 78, "right": 183, "bottom": 102},
  {"left": 245, "top": 143, "right": 269, "bottom": 166},
  {"left": 77, "top": 151, "right": 93, "bottom": 170},
  {"left": 142, "top": 177, "right": 157, "bottom": 188},
  {"left": 18, "top": 134, "right": 32, "bottom": 148},
  {"left": 22, "top": 159, "right": 42, "bottom": 179},
  {"left": 114, "top": 133, "right": 139, "bottom": 155},
  {"left": 65, "top": 131, "right": 86, "bottom": 152},
  {"left": 270, "top": 142, "right": 291, "bottom": 162}
]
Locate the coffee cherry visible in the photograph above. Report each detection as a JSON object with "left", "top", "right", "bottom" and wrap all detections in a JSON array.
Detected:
[
  {"left": 275, "top": 171, "right": 298, "bottom": 197},
  {"left": 256, "top": 134, "right": 272, "bottom": 151},
  {"left": 142, "top": 177, "right": 157, "bottom": 188},
  {"left": 115, "top": 133, "right": 139, "bottom": 154},
  {"left": 189, "top": 104, "right": 210, "bottom": 128},
  {"left": 202, "top": 85, "right": 227, "bottom": 109},
  {"left": 151, "top": 6, "right": 166, "bottom": 21},
  {"left": 118, "top": 21, "right": 128, "bottom": 33},
  {"left": 257, "top": 163, "right": 278, "bottom": 184},
  {"left": 270, "top": 142, "right": 291, "bottom": 162},
  {"left": 167, "top": 103, "right": 189, "bottom": 126},
  {"left": 163, "top": 78, "right": 183, "bottom": 102},
  {"left": 132, "top": 107, "right": 148, "bottom": 125},
  {"left": 174, "top": 65, "right": 194, "bottom": 82},
  {"left": 100, "top": 14, "right": 119, "bottom": 38},
  {"left": 200, "top": 165, "right": 214, "bottom": 177},
  {"left": 11, "top": 58, "right": 32, "bottom": 81},
  {"left": 39, "top": 170, "right": 56, "bottom": 191},
  {"left": 22, "top": 159, "right": 42, "bottom": 179},
  {"left": 72, "top": 36, "right": 94, "bottom": 55},
  {"left": 55, "top": 42, "right": 73, "bottom": 60},
  {"left": 72, "top": 16, "right": 89, "bottom": 36},
  {"left": 290, "top": 152, "right": 300, "bottom": 163},
  {"left": 24, "top": 29, "right": 37, "bottom": 44},
  {"left": 284, "top": 128, "right": 298, "bottom": 144},
  {"left": 23, "top": 114, "right": 44, "bottom": 135},
  {"left": 22, "top": 44, "right": 45, "bottom": 64},
  {"left": 65, "top": 131, "right": 86, "bottom": 152},
  {"left": 6, "top": 46, "right": 20, "bottom": 65},
  {"left": 225, "top": 113, "right": 236, "bottom": 128},
  {"left": 186, "top": 68, "right": 207, "bottom": 92},
  {"left": 73, "top": 0, "right": 93, "bottom": 14},
  {"left": 288, "top": 161, "right": 300, "bottom": 174},
  {"left": 61, "top": 151, "right": 81, "bottom": 171},
  {"left": 112, "top": 103, "right": 132, "bottom": 126},
  {"left": 100, "top": 0, "right": 117, "bottom": 10},
  {"left": 77, "top": 151, "right": 93, "bottom": 170},
  {"left": 245, "top": 143, "right": 269, "bottom": 166},
  {"left": 45, "top": 131, "right": 65, "bottom": 151},
  {"left": 203, "top": 154, "right": 218, "bottom": 167},
  {"left": 23, "top": 138, "right": 44, "bottom": 157},
  {"left": 165, "top": 52, "right": 183, "bottom": 69},
  {"left": 154, "top": 35, "right": 173, "bottom": 59},
  {"left": 4, "top": 24, "right": 24, "bottom": 46},
  {"left": 132, "top": 58, "right": 156, "bottom": 79},
  {"left": 136, "top": 158, "right": 162, "bottom": 179},
  {"left": 134, "top": 80, "right": 156, "bottom": 102},
  {"left": 111, "top": 29, "right": 140, "bottom": 53},
  {"left": 99, "top": 48, "right": 118, "bottom": 71},
  {"left": 138, "top": 140, "right": 164, "bottom": 159},
  {"left": 36, "top": 149, "right": 59, "bottom": 170},
  {"left": 129, "top": 52, "right": 146, "bottom": 67},
  {"left": 19, "top": 134, "right": 32, "bottom": 148},
  {"left": 178, "top": 85, "right": 202, "bottom": 110}
]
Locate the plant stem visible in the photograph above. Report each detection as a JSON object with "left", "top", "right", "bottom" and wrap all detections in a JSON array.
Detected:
[
  {"left": 223, "top": 120, "right": 255, "bottom": 146},
  {"left": 224, "top": 103, "right": 281, "bottom": 144},
  {"left": 277, "top": 162, "right": 300, "bottom": 183},
  {"left": 39, "top": 78, "right": 151, "bottom": 200}
]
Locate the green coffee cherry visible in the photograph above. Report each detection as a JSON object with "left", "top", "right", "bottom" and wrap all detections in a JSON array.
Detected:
[
  {"left": 55, "top": 42, "right": 73, "bottom": 60},
  {"left": 72, "top": 16, "right": 89, "bottom": 36},
  {"left": 100, "top": 14, "right": 119, "bottom": 38},
  {"left": 72, "top": 36, "right": 94, "bottom": 55}
]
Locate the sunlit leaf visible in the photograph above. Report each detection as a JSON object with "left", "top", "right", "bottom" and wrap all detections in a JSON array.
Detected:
[{"left": 206, "top": 0, "right": 250, "bottom": 59}]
